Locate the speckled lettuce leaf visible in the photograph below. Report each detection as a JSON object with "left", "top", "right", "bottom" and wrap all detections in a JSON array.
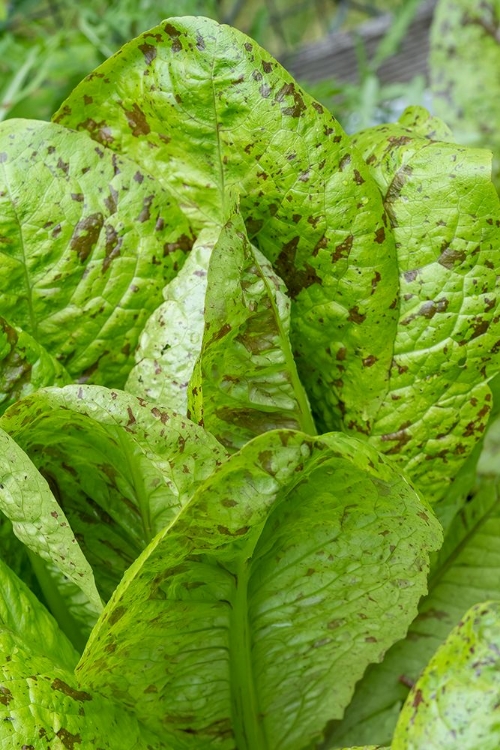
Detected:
[
  {"left": 392, "top": 601, "right": 500, "bottom": 749},
  {"left": 126, "top": 227, "right": 215, "bottom": 413},
  {"left": 0, "top": 426, "right": 101, "bottom": 614},
  {"left": 351, "top": 106, "right": 500, "bottom": 506},
  {"left": 187, "top": 211, "right": 316, "bottom": 450},
  {"left": 0, "top": 630, "right": 166, "bottom": 750},
  {"left": 0, "top": 317, "right": 72, "bottom": 416},
  {"left": 430, "top": 0, "right": 500, "bottom": 185},
  {"left": 1, "top": 385, "right": 228, "bottom": 601},
  {"left": 325, "top": 466, "right": 500, "bottom": 748},
  {"left": 0, "top": 556, "right": 78, "bottom": 671},
  {"left": 77, "top": 429, "right": 441, "bottom": 750},
  {"left": 54, "top": 15, "right": 401, "bottom": 439},
  {"left": 0, "top": 118, "right": 193, "bottom": 387}
]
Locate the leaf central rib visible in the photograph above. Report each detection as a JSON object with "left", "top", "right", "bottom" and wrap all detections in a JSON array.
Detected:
[{"left": 230, "top": 558, "right": 267, "bottom": 750}]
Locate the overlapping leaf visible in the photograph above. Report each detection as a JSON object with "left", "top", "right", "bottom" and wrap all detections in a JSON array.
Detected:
[
  {"left": 325, "top": 467, "right": 500, "bottom": 747},
  {"left": 392, "top": 601, "right": 500, "bottom": 749},
  {"left": 0, "top": 118, "right": 193, "bottom": 387},
  {"left": 0, "top": 557, "right": 165, "bottom": 747},
  {"left": 0, "top": 317, "right": 72, "bottom": 415},
  {"left": 430, "top": 0, "right": 500, "bottom": 185},
  {"left": 187, "top": 211, "right": 316, "bottom": 449},
  {"left": 351, "top": 107, "right": 500, "bottom": 506},
  {"left": 54, "top": 15, "right": 400, "bottom": 438},
  {"left": 126, "top": 227, "right": 215, "bottom": 413},
  {"left": 1, "top": 385, "right": 228, "bottom": 601},
  {"left": 0, "top": 426, "right": 101, "bottom": 613},
  {"left": 76, "top": 429, "right": 441, "bottom": 750}
]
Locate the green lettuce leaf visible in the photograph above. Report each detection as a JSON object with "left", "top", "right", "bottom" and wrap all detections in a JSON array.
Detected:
[
  {"left": 351, "top": 107, "right": 500, "bottom": 506},
  {"left": 187, "top": 210, "right": 316, "bottom": 449},
  {"left": 77, "top": 429, "right": 441, "bottom": 750},
  {"left": 0, "top": 630, "right": 166, "bottom": 749},
  {"left": 1, "top": 385, "right": 228, "bottom": 600},
  {"left": 0, "top": 556, "right": 78, "bottom": 671},
  {"left": 392, "top": 601, "right": 500, "bottom": 749},
  {"left": 54, "top": 16, "right": 401, "bottom": 440},
  {"left": 126, "top": 226, "right": 215, "bottom": 413},
  {"left": 0, "top": 558, "right": 162, "bottom": 746},
  {"left": 324, "top": 468, "right": 500, "bottom": 748},
  {"left": 0, "top": 317, "right": 72, "bottom": 416},
  {"left": 0, "top": 426, "right": 101, "bottom": 614},
  {"left": 0, "top": 118, "right": 193, "bottom": 387},
  {"left": 430, "top": 0, "right": 500, "bottom": 185}
]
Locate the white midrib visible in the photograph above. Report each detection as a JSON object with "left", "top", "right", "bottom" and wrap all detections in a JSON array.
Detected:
[
  {"left": 1, "top": 163, "right": 38, "bottom": 337},
  {"left": 230, "top": 554, "right": 268, "bottom": 750}
]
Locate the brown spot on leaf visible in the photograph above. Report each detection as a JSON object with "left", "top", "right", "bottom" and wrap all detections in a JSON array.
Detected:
[
  {"left": 332, "top": 234, "right": 353, "bottom": 262},
  {"left": 353, "top": 169, "right": 365, "bottom": 184},
  {"left": 381, "top": 428, "right": 411, "bottom": 454},
  {"left": 107, "top": 605, "right": 126, "bottom": 626},
  {"left": 57, "top": 157, "right": 69, "bottom": 175},
  {"left": 274, "top": 236, "right": 321, "bottom": 298},
  {"left": 70, "top": 213, "right": 104, "bottom": 262},
  {"left": 412, "top": 688, "right": 424, "bottom": 709},
  {"left": 374, "top": 227, "right": 385, "bottom": 244},
  {"left": 339, "top": 153, "right": 351, "bottom": 171},
  {"left": 136, "top": 194, "right": 154, "bottom": 223},
  {"left": 56, "top": 728, "right": 82, "bottom": 749},
  {"left": 163, "top": 233, "right": 193, "bottom": 255},
  {"left": 0, "top": 686, "right": 12, "bottom": 705},
  {"left": 262, "top": 61, "right": 273, "bottom": 73},
  {"left": 77, "top": 118, "right": 114, "bottom": 146},
  {"left": 347, "top": 306, "right": 366, "bottom": 324},
  {"left": 51, "top": 679, "right": 92, "bottom": 702},
  {"left": 208, "top": 322, "right": 232, "bottom": 345},
  {"left": 121, "top": 103, "right": 151, "bottom": 136},
  {"left": 102, "top": 225, "right": 122, "bottom": 272},
  {"left": 438, "top": 245, "right": 466, "bottom": 269},
  {"left": 139, "top": 42, "right": 157, "bottom": 65}
]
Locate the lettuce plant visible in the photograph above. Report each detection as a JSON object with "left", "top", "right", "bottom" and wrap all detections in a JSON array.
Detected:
[{"left": 0, "top": 14, "right": 499, "bottom": 750}]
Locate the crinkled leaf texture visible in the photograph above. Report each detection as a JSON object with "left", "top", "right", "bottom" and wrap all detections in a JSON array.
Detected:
[
  {"left": 0, "top": 118, "right": 193, "bottom": 387},
  {"left": 54, "top": 15, "right": 401, "bottom": 442},
  {"left": 0, "top": 317, "right": 72, "bottom": 415},
  {"left": 126, "top": 227, "right": 215, "bottom": 413},
  {"left": 1, "top": 385, "right": 228, "bottom": 602},
  {"left": 324, "top": 437, "right": 500, "bottom": 748},
  {"left": 351, "top": 106, "right": 500, "bottom": 508},
  {"left": 430, "top": 0, "right": 500, "bottom": 185},
  {"left": 188, "top": 210, "right": 315, "bottom": 449},
  {"left": 0, "top": 559, "right": 165, "bottom": 749},
  {"left": 0, "top": 426, "right": 101, "bottom": 614},
  {"left": 392, "top": 601, "right": 500, "bottom": 749},
  {"left": 76, "top": 429, "right": 441, "bottom": 750}
]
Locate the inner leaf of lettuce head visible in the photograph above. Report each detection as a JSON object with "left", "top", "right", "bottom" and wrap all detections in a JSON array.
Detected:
[{"left": 1, "top": 385, "right": 228, "bottom": 601}]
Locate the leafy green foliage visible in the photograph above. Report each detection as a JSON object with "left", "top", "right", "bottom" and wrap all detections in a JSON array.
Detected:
[
  {"left": 78, "top": 430, "right": 439, "bottom": 749},
  {"left": 392, "top": 601, "right": 500, "bottom": 749},
  {"left": 351, "top": 106, "right": 500, "bottom": 509},
  {"left": 0, "top": 12, "right": 498, "bottom": 750},
  {"left": 187, "top": 209, "right": 316, "bottom": 449},
  {"left": 431, "top": 0, "right": 500, "bottom": 187},
  {"left": 0, "top": 119, "right": 193, "bottom": 386}
]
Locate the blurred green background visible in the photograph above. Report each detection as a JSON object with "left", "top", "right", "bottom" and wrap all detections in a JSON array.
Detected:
[{"left": 0, "top": 0, "right": 424, "bottom": 129}]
